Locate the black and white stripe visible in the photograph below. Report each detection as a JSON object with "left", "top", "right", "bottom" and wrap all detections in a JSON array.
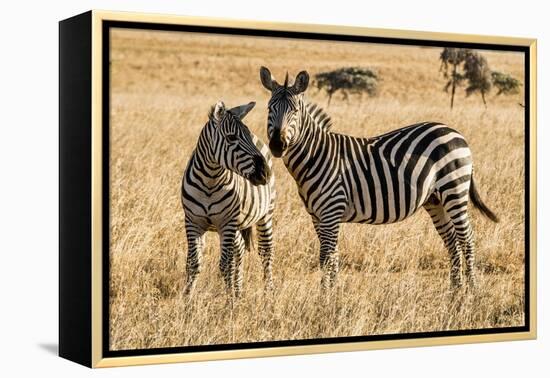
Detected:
[
  {"left": 181, "top": 101, "right": 276, "bottom": 297},
  {"left": 260, "top": 67, "right": 498, "bottom": 290}
]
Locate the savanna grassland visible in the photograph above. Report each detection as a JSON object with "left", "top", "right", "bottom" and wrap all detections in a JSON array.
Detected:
[{"left": 109, "top": 28, "right": 526, "bottom": 350}]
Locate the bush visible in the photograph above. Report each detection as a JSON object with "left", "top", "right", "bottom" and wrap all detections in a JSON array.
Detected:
[
  {"left": 491, "top": 71, "right": 522, "bottom": 95},
  {"left": 314, "top": 67, "right": 378, "bottom": 106}
]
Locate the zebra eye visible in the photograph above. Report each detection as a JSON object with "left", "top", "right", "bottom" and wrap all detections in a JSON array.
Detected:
[{"left": 226, "top": 134, "right": 238, "bottom": 143}]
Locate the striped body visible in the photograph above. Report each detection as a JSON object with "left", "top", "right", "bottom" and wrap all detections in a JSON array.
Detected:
[
  {"left": 181, "top": 102, "right": 276, "bottom": 297},
  {"left": 284, "top": 106, "right": 472, "bottom": 226},
  {"left": 182, "top": 134, "right": 274, "bottom": 232}
]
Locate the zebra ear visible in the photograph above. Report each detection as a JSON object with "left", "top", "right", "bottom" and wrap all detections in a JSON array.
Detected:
[
  {"left": 211, "top": 101, "right": 226, "bottom": 123},
  {"left": 229, "top": 101, "right": 256, "bottom": 120},
  {"left": 260, "top": 66, "right": 276, "bottom": 91},
  {"left": 293, "top": 70, "right": 309, "bottom": 94}
]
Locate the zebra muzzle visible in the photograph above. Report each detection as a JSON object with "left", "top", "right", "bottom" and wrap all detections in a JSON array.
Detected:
[
  {"left": 249, "top": 155, "right": 271, "bottom": 186},
  {"left": 268, "top": 138, "right": 287, "bottom": 158}
]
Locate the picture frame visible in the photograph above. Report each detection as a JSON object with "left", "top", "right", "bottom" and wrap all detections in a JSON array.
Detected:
[{"left": 59, "top": 10, "right": 537, "bottom": 368}]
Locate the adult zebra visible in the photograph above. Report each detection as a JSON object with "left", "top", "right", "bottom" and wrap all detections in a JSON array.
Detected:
[
  {"left": 259, "top": 67, "right": 498, "bottom": 291},
  {"left": 181, "top": 101, "right": 275, "bottom": 297}
]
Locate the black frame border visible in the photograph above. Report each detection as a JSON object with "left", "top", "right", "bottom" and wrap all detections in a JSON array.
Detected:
[{"left": 101, "top": 20, "right": 531, "bottom": 359}]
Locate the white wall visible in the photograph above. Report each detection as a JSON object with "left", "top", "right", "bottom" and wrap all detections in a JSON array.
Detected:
[{"left": 0, "top": 0, "right": 547, "bottom": 376}]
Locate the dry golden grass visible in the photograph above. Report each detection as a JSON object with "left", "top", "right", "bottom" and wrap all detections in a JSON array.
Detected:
[{"left": 109, "top": 29, "right": 525, "bottom": 350}]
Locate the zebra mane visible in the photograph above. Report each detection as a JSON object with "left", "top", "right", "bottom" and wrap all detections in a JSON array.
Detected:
[{"left": 304, "top": 101, "right": 333, "bottom": 132}]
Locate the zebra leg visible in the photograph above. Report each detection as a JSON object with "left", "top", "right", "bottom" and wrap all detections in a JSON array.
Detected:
[
  {"left": 423, "top": 198, "right": 462, "bottom": 289},
  {"left": 457, "top": 219, "right": 476, "bottom": 288},
  {"left": 257, "top": 212, "right": 275, "bottom": 291},
  {"left": 447, "top": 207, "right": 477, "bottom": 288},
  {"left": 314, "top": 220, "right": 341, "bottom": 291},
  {"left": 184, "top": 220, "right": 205, "bottom": 295},
  {"left": 232, "top": 230, "right": 247, "bottom": 298},
  {"left": 219, "top": 229, "right": 237, "bottom": 296}
]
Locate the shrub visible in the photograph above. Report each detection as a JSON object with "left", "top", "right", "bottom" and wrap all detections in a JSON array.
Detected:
[
  {"left": 491, "top": 71, "right": 522, "bottom": 95},
  {"left": 314, "top": 67, "right": 378, "bottom": 106}
]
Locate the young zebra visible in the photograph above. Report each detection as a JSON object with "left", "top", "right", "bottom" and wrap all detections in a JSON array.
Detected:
[
  {"left": 181, "top": 101, "right": 276, "bottom": 297},
  {"left": 259, "top": 67, "right": 498, "bottom": 291}
]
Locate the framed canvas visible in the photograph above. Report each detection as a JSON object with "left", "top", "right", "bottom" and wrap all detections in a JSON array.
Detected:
[{"left": 59, "top": 10, "right": 537, "bottom": 368}]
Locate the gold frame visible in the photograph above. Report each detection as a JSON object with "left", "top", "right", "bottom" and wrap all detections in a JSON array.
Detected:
[{"left": 89, "top": 9, "right": 537, "bottom": 368}]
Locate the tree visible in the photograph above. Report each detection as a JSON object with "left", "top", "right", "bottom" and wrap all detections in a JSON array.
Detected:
[
  {"left": 440, "top": 48, "right": 518, "bottom": 109},
  {"left": 439, "top": 48, "right": 471, "bottom": 109},
  {"left": 463, "top": 52, "right": 492, "bottom": 107},
  {"left": 314, "top": 67, "right": 378, "bottom": 106}
]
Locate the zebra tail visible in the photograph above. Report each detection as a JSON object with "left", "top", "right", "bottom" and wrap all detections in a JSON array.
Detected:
[
  {"left": 469, "top": 174, "right": 499, "bottom": 223},
  {"left": 241, "top": 227, "right": 254, "bottom": 252}
]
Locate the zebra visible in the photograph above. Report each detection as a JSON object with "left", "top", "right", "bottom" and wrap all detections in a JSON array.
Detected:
[
  {"left": 181, "top": 100, "right": 276, "bottom": 297},
  {"left": 259, "top": 66, "right": 498, "bottom": 291}
]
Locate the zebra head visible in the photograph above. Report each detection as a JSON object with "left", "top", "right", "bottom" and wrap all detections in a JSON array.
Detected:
[
  {"left": 209, "top": 101, "right": 271, "bottom": 186},
  {"left": 260, "top": 66, "right": 309, "bottom": 158}
]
